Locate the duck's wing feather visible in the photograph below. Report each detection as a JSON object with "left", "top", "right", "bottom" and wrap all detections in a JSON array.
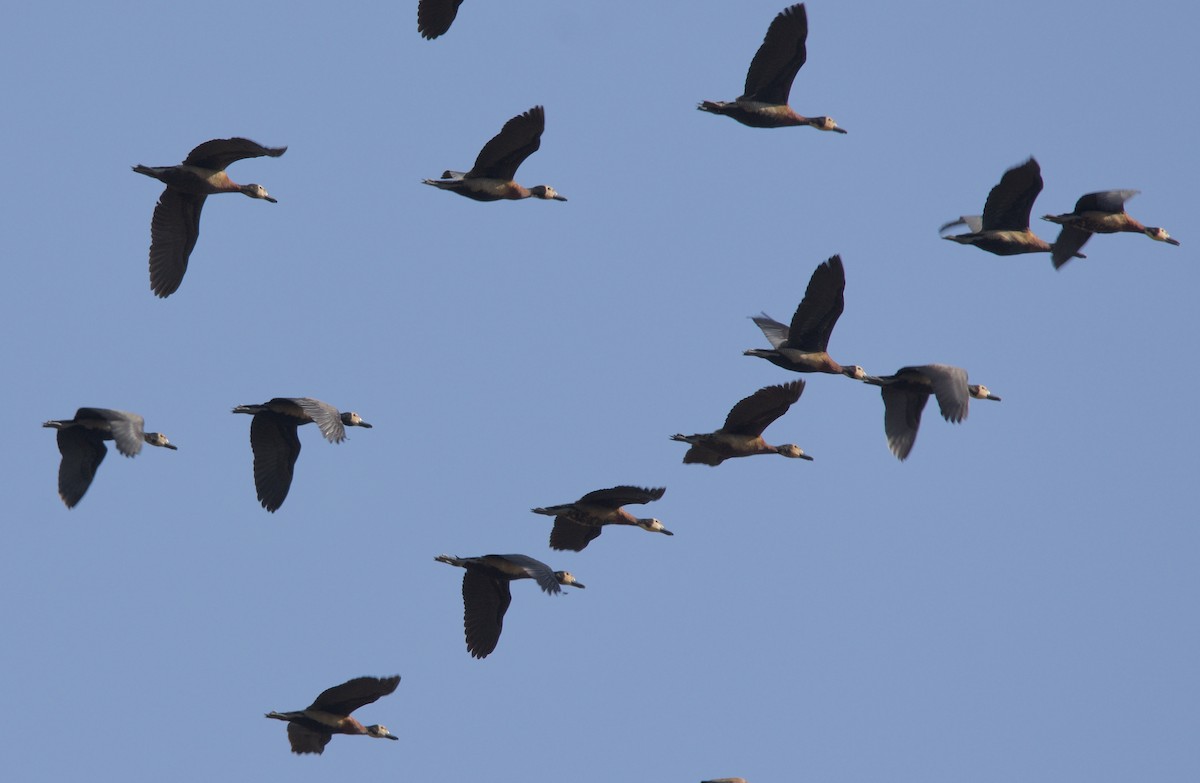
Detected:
[
  {"left": 981, "top": 158, "right": 1042, "bottom": 232},
  {"left": 307, "top": 675, "right": 401, "bottom": 715},
  {"left": 183, "top": 137, "right": 287, "bottom": 170},
  {"left": 722, "top": 381, "right": 805, "bottom": 436},
  {"left": 468, "top": 106, "right": 545, "bottom": 181},
  {"left": 742, "top": 3, "right": 808, "bottom": 105},
  {"left": 787, "top": 254, "right": 845, "bottom": 352},
  {"left": 577, "top": 485, "right": 666, "bottom": 507}
]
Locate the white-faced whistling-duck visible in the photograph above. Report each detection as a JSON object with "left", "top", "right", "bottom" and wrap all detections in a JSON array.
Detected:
[
  {"left": 266, "top": 675, "right": 400, "bottom": 754},
  {"left": 698, "top": 4, "right": 845, "bottom": 133},
  {"left": 418, "top": 0, "right": 464, "bottom": 39},
  {"left": 435, "top": 554, "right": 585, "bottom": 659},
  {"left": 672, "top": 381, "right": 813, "bottom": 465},
  {"left": 1042, "top": 189, "right": 1181, "bottom": 269},
  {"left": 43, "top": 408, "right": 177, "bottom": 508},
  {"left": 939, "top": 158, "right": 1083, "bottom": 260},
  {"left": 861, "top": 365, "right": 1000, "bottom": 461},
  {"left": 133, "top": 138, "right": 286, "bottom": 298},
  {"left": 231, "top": 397, "right": 372, "bottom": 512},
  {"left": 744, "top": 254, "right": 865, "bottom": 378},
  {"left": 423, "top": 106, "right": 567, "bottom": 201},
  {"left": 532, "top": 486, "right": 670, "bottom": 551}
]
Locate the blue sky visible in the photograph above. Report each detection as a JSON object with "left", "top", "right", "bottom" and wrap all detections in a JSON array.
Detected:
[{"left": 1, "top": 1, "right": 1196, "bottom": 781}]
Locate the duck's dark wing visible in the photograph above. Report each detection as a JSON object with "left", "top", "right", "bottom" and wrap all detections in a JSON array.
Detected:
[
  {"left": 183, "top": 137, "right": 287, "bottom": 170},
  {"left": 468, "top": 106, "right": 545, "bottom": 181},
  {"left": 577, "top": 485, "right": 666, "bottom": 508},
  {"left": 418, "top": 0, "right": 464, "bottom": 39},
  {"left": 550, "top": 518, "right": 603, "bottom": 551},
  {"left": 981, "top": 158, "right": 1042, "bottom": 232},
  {"left": 308, "top": 675, "right": 401, "bottom": 715},
  {"left": 148, "top": 188, "right": 204, "bottom": 298},
  {"left": 1051, "top": 225, "right": 1093, "bottom": 269},
  {"left": 723, "top": 381, "right": 805, "bottom": 436},
  {"left": 881, "top": 385, "right": 929, "bottom": 461},
  {"left": 248, "top": 412, "right": 301, "bottom": 512},
  {"left": 786, "top": 254, "right": 845, "bottom": 352},
  {"left": 1074, "top": 189, "right": 1138, "bottom": 214},
  {"left": 56, "top": 428, "right": 107, "bottom": 508},
  {"left": 462, "top": 569, "right": 511, "bottom": 658},
  {"left": 742, "top": 3, "right": 808, "bottom": 104},
  {"left": 287, "top": 723, "right": 332, "bottom": 755}
]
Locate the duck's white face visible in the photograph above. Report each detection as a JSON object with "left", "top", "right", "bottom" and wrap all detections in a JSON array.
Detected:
[
  {"left": 777, "top": 444, "right": 813, "bottom": 460},
  {"left": 555, "top": 571, "right": 586, "bottom": 589},
  {"left": 814, "top": 116, "right": 847, "bottom": 134},
  {"left": 971, "top": 385, "right": 1001, "bottom": 401},
  {"left": 638, "top": 518, "right": 673, "bottom": 536},
  {"left": 243, "top": 183, "right": 277, "bottom": 202},
  {"left": 344, "top": 412, "right": 373, "bottom": 428},
  {"left": 842, "top": 365, "right": 866, "bottom": 380},
  {"left": 1146, "top": 227, "right": 1181, "bottom": 245},
  {"left": 146, "top": 432, "right": 178, "bottom": 450},
  {"left": 366, "top": 725, "right": 398, "bottom": 740},
  {"left": 531, "top": 185, "right": 567, "bottom": 201}
]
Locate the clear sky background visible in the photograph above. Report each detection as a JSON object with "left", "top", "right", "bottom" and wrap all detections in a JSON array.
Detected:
[{"left": 1, "top": 1, "right": 1196, "bottom": 781}]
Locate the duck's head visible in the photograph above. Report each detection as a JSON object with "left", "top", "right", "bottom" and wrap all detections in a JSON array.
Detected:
[
  {"left": 529, "top": 185, "right": 567, "bottom": 201},
  {"left": 365, "top": 725, "right": 398, "bottom": 741},
  {"left": 145, "top": 432, "right": 178, "bottom": 450},
  {"left": 1145, "top": 227, "right": 1180, "bottom": 245},
  {"left": 554, "top": 571, "right": 586, "bottom": 589},
  {"left": 341, "top": 412, "right": 373, "bottom": 428},
  {"left": 777, "top": 444, "right": 813, "bottom": 461},
  {"left": 241, "top": 183, "right": 277, "bottom": 203},
  {"left": 811, "top": 116, "right": 847, "bottom": 134},
  {"left": 969, "top": 384, "right": 1001, "bottom": 402}
]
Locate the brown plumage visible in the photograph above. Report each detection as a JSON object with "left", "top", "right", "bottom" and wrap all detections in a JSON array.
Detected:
[
  {"left": 132, "top": 138, "right": 286, "bottom": 297},
  {"left": 672, "top": 381, "right": 813, "bottom": 465},
  {"left": 698, "top": 4, "right": 845, "bottom": 132},
  {"left": 532, "top": 486, "right": 670, "bottom": 551},
  {"left": 266, "top": 676, "right": 400, "bottom": 755},
  {"left": 423, "top": 106, "right": 567, "bottom": 201},
  {"left": 744, "top": 254, "right": 865, "bottom": 377}
]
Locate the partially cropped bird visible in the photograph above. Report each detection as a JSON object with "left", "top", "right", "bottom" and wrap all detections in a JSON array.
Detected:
[
  {"left": 699, "top": 4, "right": 845, "bottom": 132},
  {"left": 231, "top": 397, "right": 372, "bottom": 512},
  {"left": 745, "top": 254, "right": 865, "bottom": 378},
  {"left": 418, "top": 0, "right": 464, "bottom": 39},
  {"left": 424, "top": 106, "right": 566, "bottom": 201},
  {"left": 266, "top": 675, "right": 400, "bottom": 755},
  {"left": 532, "top": 486, "right": 670, "bottom": 551},
  {"left": 672, "top": 381, "right": 813, "bottom": 465},
  {"left": 133, "top": 137, "right": 285, "bottom": 297},
  {"left": 43, "top": 408, "right": 177, "bottom": 508},
  {"left": 435, "top": 554, "right": 584, "bottom": 659},
  {"left": 862, "top": 365, "right": 1000, "bottom": 460},
  {"left": 1042, "top": 189, "right": 1180, "bottom": 269}
]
